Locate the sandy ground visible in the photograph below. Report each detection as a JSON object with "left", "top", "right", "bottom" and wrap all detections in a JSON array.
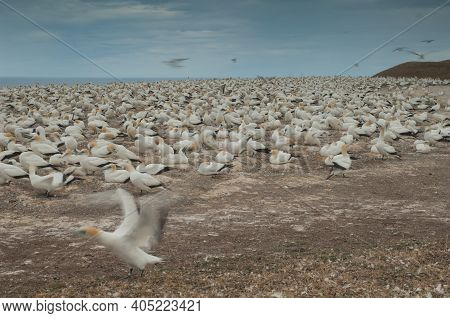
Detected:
[{"left": 0, "top": 86, "right": 449, "bottom": 298}]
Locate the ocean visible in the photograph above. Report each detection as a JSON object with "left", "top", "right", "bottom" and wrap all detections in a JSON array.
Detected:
[{"left": 0, "top": 77, "right": 188, "bottom": 88}]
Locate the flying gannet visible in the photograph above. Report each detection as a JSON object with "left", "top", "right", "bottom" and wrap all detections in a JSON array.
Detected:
[{"left": 77, "top": 189, "right": 172, "bottom": 277}]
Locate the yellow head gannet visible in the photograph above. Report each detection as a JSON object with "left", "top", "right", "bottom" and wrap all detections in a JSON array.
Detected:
[
  {"left": 88, "top": 141, "right": 115, "bottom": 158},
  {"left": 269, "top": 149, "right": 292, "bottom": 165},
  {"left": 77, "top": 189, "right": 171, "bottom": 276},
  {"left": 30, "top": 135, "right": 60, "bottom": 157},
  {"left": 375, "top": 127, "right": 400, "bottom": 160},
  {"left": 114, "top": 144, "right": 139, "bottom": 162},
  {"left": 104, "top": 164, "right": 130, "bottom": 183},
  {"left": 78, "top": 149, "right": 111, "bottom": 174}
]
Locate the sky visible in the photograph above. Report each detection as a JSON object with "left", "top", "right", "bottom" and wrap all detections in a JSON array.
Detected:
[{"left": 0, "top": 0, "right": 449, "bottom": 78}]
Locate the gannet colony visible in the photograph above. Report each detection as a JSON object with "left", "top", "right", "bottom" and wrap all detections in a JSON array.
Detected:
[
  {"left": 1, "top": 77, "right": 449, "bottom": 194},
  {"left": 1, "top": 75, "right": 449, "bottom": 289}
]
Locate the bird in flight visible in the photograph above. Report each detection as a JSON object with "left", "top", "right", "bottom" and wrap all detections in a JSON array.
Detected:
[
  {"left": 392, "top": 47, "right": 407, "bottom": 52},
  {"left": 76, "top": 189, "right": 177, "bottom": 277},
  {"left": 231, "top": 58, "right": 237, "bottom": 63},
  {"left": 420, "top": 40, "right": 434, "bottom": 44},
  {"left": 403, "top": 49, "right": 425, "bottom": 60},
  {"left": 162, "top": 58, "right": 190, "bottom": 68}
]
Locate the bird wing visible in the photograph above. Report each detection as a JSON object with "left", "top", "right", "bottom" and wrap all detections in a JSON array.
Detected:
[
  {"left": 113, "top": 188, "right": 140, "bottom": 238},
  {"left": 142, "top": 174, "right": 160, "bottom": 186},
  {"left": 332, "top": 155, "right": 351, "bottom": 170},
  {"left": 3, "top": 165, "right": 27, "bottom": 177},
  {"left": 51, "top": 172, "right": 64, "bottom": 187},
  {"left": 130, "top": 190, "right": 177, "bottom": 249},
  {"left": 36, "top": 143, "right": 58, "bottom": 153},
  {"left": 70, "top": 189, "right": 179, "bottom": 249},
  {"left": 384, "top": 144, "right": 397, "bottom": 154},
  {"left": 88, "top": 157, "right": 108, "bottom": 166}
]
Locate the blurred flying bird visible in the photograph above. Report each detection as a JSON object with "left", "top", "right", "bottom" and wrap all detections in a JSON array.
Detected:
[
  {"left": 77, "top": 189, "right": 177, "bottom": 277},
  {"left": 231, "top": 58, "right": 237, "bottom": 63},
  {"left": 420, "top": 39, "right": 434, "bottom": 43},
  {"left": 392, "top": 47, "right": 407, "bottom": 52},
  {"left": 162, "top": 58, "right": 189, "bottom": 68},
  {"left": 403, "top": 49, "right": 425, "bottom": 59}
]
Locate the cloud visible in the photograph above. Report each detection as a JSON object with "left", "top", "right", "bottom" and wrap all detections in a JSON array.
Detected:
[{"left": 20, "top": 0, "right": 182, "bottom": 24}]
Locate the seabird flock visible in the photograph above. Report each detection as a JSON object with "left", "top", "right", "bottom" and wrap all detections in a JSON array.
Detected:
[
  {"left": 1, "top": 76, "right": 449, "bottom": 274},
  {"left": 392, "top": 39, "right": 436, "bottom": 60}
]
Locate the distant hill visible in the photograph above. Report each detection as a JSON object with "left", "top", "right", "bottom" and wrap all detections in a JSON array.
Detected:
[{"left": 374, "top": 60, "right": 450, "bottom": 80}]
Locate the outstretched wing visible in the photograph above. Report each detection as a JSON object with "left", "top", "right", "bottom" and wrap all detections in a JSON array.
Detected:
[
  {"left": 113, "top": 188, "right": 140, "bottom": 237},
  {"left": 125, "top": 190, "right": 179, "bottom": 249},
  {"left": 69, "top": 189, "right": 179, "bottom": 249}
]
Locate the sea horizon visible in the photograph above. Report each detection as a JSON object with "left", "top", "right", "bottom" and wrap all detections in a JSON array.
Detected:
[{"left": 0, "top": 76, "right": 196, "bottom": 88}]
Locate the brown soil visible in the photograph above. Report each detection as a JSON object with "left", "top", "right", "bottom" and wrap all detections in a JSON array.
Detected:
[
  {"left": 375, "top": 60, "right": 450, "bottom": 80},
  {"left": 1, "top": 142, "right": 449, "bottom": 297}
]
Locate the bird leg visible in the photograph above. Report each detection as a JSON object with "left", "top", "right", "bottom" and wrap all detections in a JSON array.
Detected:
[
  {"left": 120, "top": 267, "right": 133, "bottom": 280},
  {"left": 325, "top": 167, "right": 334, "bottom": 180},
  {"left": 140, "top": 269, "right": 145, "bottom": 277}
]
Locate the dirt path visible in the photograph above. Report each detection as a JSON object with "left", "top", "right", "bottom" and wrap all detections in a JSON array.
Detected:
[{"left": 0, "top": 142, "right": 448, "bottom": 297}]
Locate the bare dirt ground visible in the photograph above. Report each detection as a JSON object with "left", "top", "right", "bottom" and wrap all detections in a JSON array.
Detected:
[
  {"left": 374, "top": 60, "right": 450, "bottom": 80},
  {"left": 0, "top": 87, "right": 449, "bottom": 298}
]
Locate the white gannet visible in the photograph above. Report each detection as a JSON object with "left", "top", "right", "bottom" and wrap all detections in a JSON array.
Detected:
[
  {"left": 246, "top": 138, "right": 268, "bottom": 156},
  {"left": 114, "top": 144, "right": 140, "bottom": 162},
  {"left": 88, "top": 141, "right": 115, "bottom": 158},
  {"left": 77, "top": 189, "right": 171, "bottom": 276},
  {"left": 215, "top": 150, "right": 234, "bottom": 164},
  {"left": 197, "top": 161, "right": 226, "bottom": 175},
  {"left": 125, "top": 164, "right": 162, "bottom": 191},
  {"left": 269, "top": 149, "right": 292, "bottom": 165},
  {"left": 28, "top": 165, "right": 76, "bottom": 196},
  {"left": 78, "top": 149, "right": 111, "bottom": 174},
  {"left": 104, "top": 164, "right": 130, "bottom": 183},
  {"left": 19, "top": 152, "right": 53, "bottom": 170},
  {"left": 136, "top": 163, "right": 168, "bottom": 175},
  {"left": 30, "top": 135, "right": 60, "bottom": 157},
  {"left": 424, "top": 128, "right": 443, "bottom": 144},
  {"left": 7, "top": 139, "right": 28, "bottom": 153},
  {"left": 326, "top": 144, "right": 351, "bottom": 180},
  {"left": 319, "top": 141, "right": 345, "bottom": 157},
  {"left": 414, "top": 140, "right": 431, "bottom": 154},
  {"left": 61, "top": 135, "right": 78, "bottom": 151},
  {"left": 0, "top": 162, "right": 28, "bottom": 183},
  {"left": 160, "top": 148, "right": 189, "bottom": 167},
  {"left": 0, "top": 150, "right": 21, "bottom": 162},
  {"left": 375, "top": 127, "right": 400, "bottom": 160}
]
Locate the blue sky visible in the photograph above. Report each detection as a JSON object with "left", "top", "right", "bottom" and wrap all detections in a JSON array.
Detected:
[{"left": 0, "top": 0, "right": 449, "bottom": 78}]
